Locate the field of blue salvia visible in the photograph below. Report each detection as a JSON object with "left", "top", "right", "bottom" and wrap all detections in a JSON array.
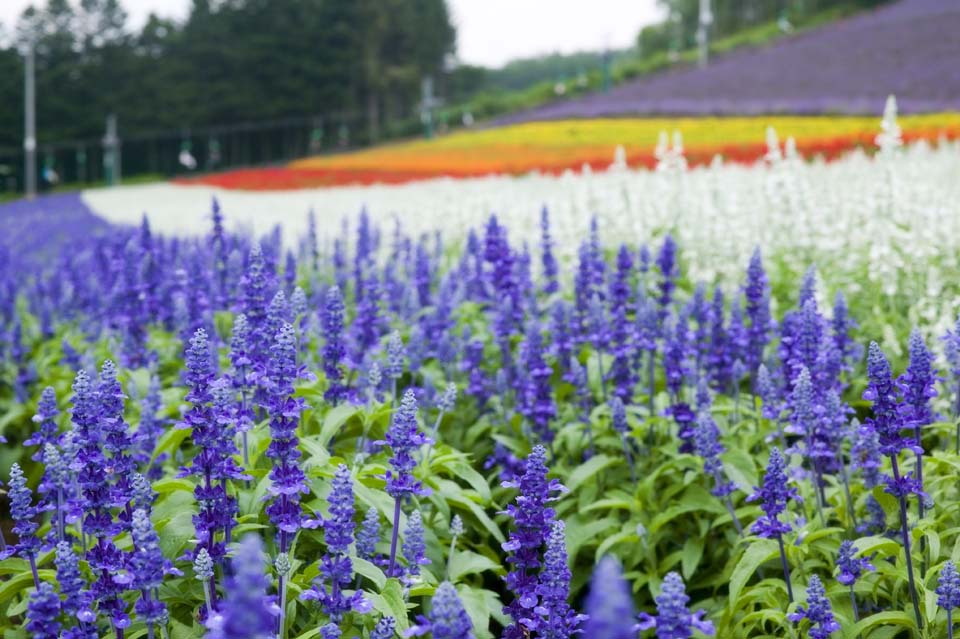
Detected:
[{"left": 3, "top": 129, "right": 960, "bottom": 639}]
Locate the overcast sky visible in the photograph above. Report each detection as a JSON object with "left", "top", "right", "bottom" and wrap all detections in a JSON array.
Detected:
[{"left": 0, "top": 0, "right": 663, "bottom": 67}]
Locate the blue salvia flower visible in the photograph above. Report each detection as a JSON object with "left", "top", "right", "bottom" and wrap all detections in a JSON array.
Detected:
[
  {"left": 97, "top": 359, "right": 137, "bottom": 525},
  {"left": 899, "top": 329, "right": 938, "bottom": 511},
  {"left": 385, "top": 389, "right": 431, "bottom": 574},
  {"left": 636, "top": 571, "right": 715, "bottom": 638},
  {"left": 229, "top": 313, "right": 256, "bottom": 468},
  {"left": 788, "top": 575, "right": 841, "bottom": 639},
  {"left": 357, "top": 506, "right": 383, "bottom": 566},
  {"left": 463, "top": 338, "right": 489, "bottom": 406},
  {"left": 656, "top": 234, "right": 678, "bottom": 319},
  {"left": 302, "top": 464, "right": 370, "bottom": 621},
  {"left": 687, "top": 282, "right": 712, "bottom": 375},
  {"left": 40, "top": 443, "right": 70, "bottom": 543},
  {"left": 533, "top": 521, "right": 584, "bottom": 639},
  {"left": 239, "top": 243, "right": 271, "bottom": 362},
  {"left": 864, "top": 341, "right": 919, "bottom": 458},
  {"left": 501, "top": 445, "right": 567, "bottom": 638},
  {"left": 131, "top": 472, "right": 156, "bottom": 515},
  {"left": 747, "top": 447, "right": 798, "bottom": 601},
  {"left": 402, "top": 510, "right": 430, "bottom": 585},
  {"left": 69, "top": 370, "right": 130, "bottom": 630},
  {"left": 205, "top": 535, "right": 279, "bottom": 639},
  {"left": 706, "top": 286, "right": 733, "bottom": 390},
  {"left": 265, "top": 290, "right": 291, "bottom": 356},
  {"left": 25, "top": 386, "right": 59, "bottom": 461},
  {"left": 540, "top": 207, "right": 559, "bottom": 295},
  {"left": 744, "top": 248, "right": 772, "bottom": 378},
  {"left": 265, "top": 323, "right": 316, "bottom": 552},
  {"left": 291, "top": 286, "right": 307, "bottom": 320},
  {"left": 370, "top": 616, "right": 396, "bottom": 639},
  {"left": 941, "top": 315, "right": 960, "bottom": 421},
  {"left": 831, "top": 292, "right": 860, "bottom": 379},
  {"left": 610, "top": 396, "right": 636, "bottom": 482},
  {"left": 25, "top": 582, "right": 61, "bottom": 639},
  {"left": 693, "top": 412, "right": 739, "bottom": 507},
  {"left": 748, "top": 447, "right": 798, "bottom": 538},
  {"left": 321, "top": 286, "right": 349, "bottom": 404},
  {"left": 320, "top": 623, "right": 341, "bottom": 639},
  {"left": 583, "top": 556, "right": 635, "bottom": 639},
  {"left": 609, "top": 245, "right": 636, "bottom": 401},
  {"left": 408, "top": 582, "right": 475, "bottom": 639},
  {"left": 178, "top": 329, "right": 241, "bottom": 564},
  {"left": 386, "top": 330, "right": 406, "bottom": 389},
  {"left": 385, "top": 390, "right": 430, "bottom": 500},
  {"left": 194, "top": 548, "right": 215, "bottom": 614},
  {"left": 55, "top": 540, "right": 96, "bottom": 624},
  {"left": 351, "top": 263, "right": 386, "bottom": 366},
  {"left": 664, "top": 313, "right": 696, "bottom": 453},
  {"left": 836, "top": 540, "right": 875, "bottom": 586},
  {"left": 6, "top": 463, "right": 40, "bottom": 585},
  {"left": 131, "top": 509, "right": 175, "bottom": 635},
  {"left": 937, "top": 560, "right": 960, "bottom": 638},
  {"left": 757, "top": 364, "right": 782, "bottom": 421},
  {"left": 519, "top": 321, "right": 556, "bottom": 444}
]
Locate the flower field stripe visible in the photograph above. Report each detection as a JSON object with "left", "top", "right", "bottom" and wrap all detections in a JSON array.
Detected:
[{"left": 173, "top": 113, "right": 960, "bottom": 190}]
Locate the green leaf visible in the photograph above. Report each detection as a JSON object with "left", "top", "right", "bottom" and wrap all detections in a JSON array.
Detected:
[
  {"left": 566, "top": 454, "right": 616, "bottom": 493},
  {"left": 852, "top": 610, "right": 917, "bottom": 635},
  {"left": 448, "top": 550, "right": 502, "bottom": 581},
  {"left": 319, "top": 404, "right": 359, "bottom": 447},
  {"left": 353, "top": 556, "right": 387, "bottom": 590},
  {"left": 368, "top": 579, "right": 409, "bottom": 633},
  {"left": 681, "top": 536, "right": 704, "bottom": 579},
  {"left": 457, "top": 585, "right": 501, "bottom": 639},
  {"left": 728, "top": 538, "right": 778, "bottom": 612}
]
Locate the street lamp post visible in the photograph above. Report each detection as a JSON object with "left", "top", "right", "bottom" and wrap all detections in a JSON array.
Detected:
[
  {"left": 697, "top": 0, "right": 714, "bottom": 68},
  {"left": 23, "top": 43, "right": 36, "bottom": 198}
]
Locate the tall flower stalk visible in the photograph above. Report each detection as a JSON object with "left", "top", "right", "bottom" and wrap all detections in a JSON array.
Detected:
[
  {"left": 747, "top": 447, "right": 797, "bottom": 602},
  {"left": 863, "top": 342, "right": 923, "bottom": 628},
  {"left": 384, "top": 389, "right": 430, "bottom": 575}
]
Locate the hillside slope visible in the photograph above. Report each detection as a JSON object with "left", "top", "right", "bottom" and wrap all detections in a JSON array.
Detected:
[{"left": 496, "top": 0, "right": 959, "bottom": 122}]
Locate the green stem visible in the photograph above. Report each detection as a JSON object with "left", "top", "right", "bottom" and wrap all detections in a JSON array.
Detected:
[{"left": 890, "top": 455, "right": 923, "bottom": 630}]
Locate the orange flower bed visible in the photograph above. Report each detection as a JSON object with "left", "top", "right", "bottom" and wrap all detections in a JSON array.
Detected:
[{"left": 179, "top": 116, "right": 960, "bottom": 190}]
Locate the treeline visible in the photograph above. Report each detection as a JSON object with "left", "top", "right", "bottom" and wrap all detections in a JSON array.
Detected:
[{"left": 0, "top": 0, "right": 455, "bottom": 150}]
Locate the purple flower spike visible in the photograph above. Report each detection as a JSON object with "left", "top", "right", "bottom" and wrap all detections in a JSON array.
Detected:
[
  {"left": 748, "top": 447, "right": 798, "bottom": 538},
  {"left": 744, "top": 248, "right": 772, "bottom": 378},
  {"left": 301, "top": 464, "right": 369, "bottom": 621},
  {"left": 322, "top": 286, "right": 349, "bottom": 404},
  {"left": 533, "top": 521, "right": 584, "bottom": 639},
  {"left": 26, "top": 386, "right": 59, "bottom": 461},
  {"left": 385, "top": 389, "right": 431, "bottom": 500},
  {"left": 501, "top": 445, "right": 567, "bottom": 638},
  {"left": 265, "top": 323, "right": 315, "bottom": 549},
  {"left": 205, "top": 535, "right": 279, "bottom": 639},
  {"left": 357, "top": 506, "right": 382, "bottom": 565},
  {"left": 583, "top": 556, "right": 635, "bottom": 639},
  {"left": 407, "top": 582, "right": 474, "bottom": 639},
  {"left": 26, "top": 582, "right": 61, "bottom": 639},
  {"left": 402, "top": 510, "right": 430, "bottom": 584},
  {"left": 636, "top": 571, "right": 715, "bottom": 639},
  {"left": 937, "top": 560, "right": 960, "bottom": 611},
  {"left": 836, "top": 540, "right": 875, "bottom": 586},
  {"left": 788, "top": 575, "right": 841, "bottom": 639},
  {"left": 55, "top": 541, "right": 95, "bottom": 624}
]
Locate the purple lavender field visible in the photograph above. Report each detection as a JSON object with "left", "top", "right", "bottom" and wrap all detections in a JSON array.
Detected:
[{"left": 498, "top": 0, "right": 960, "bottom": 122}]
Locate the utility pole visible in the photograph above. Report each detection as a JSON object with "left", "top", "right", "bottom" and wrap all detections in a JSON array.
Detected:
[
  {"left": 23, "top": 43, "right": 36, "bottom": 198},
  {"left": 103, "top": 113, "right": 120, "bottom": 185},
  {"left": 697, "top": 0, "right": 713, "bottom": 68}
]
